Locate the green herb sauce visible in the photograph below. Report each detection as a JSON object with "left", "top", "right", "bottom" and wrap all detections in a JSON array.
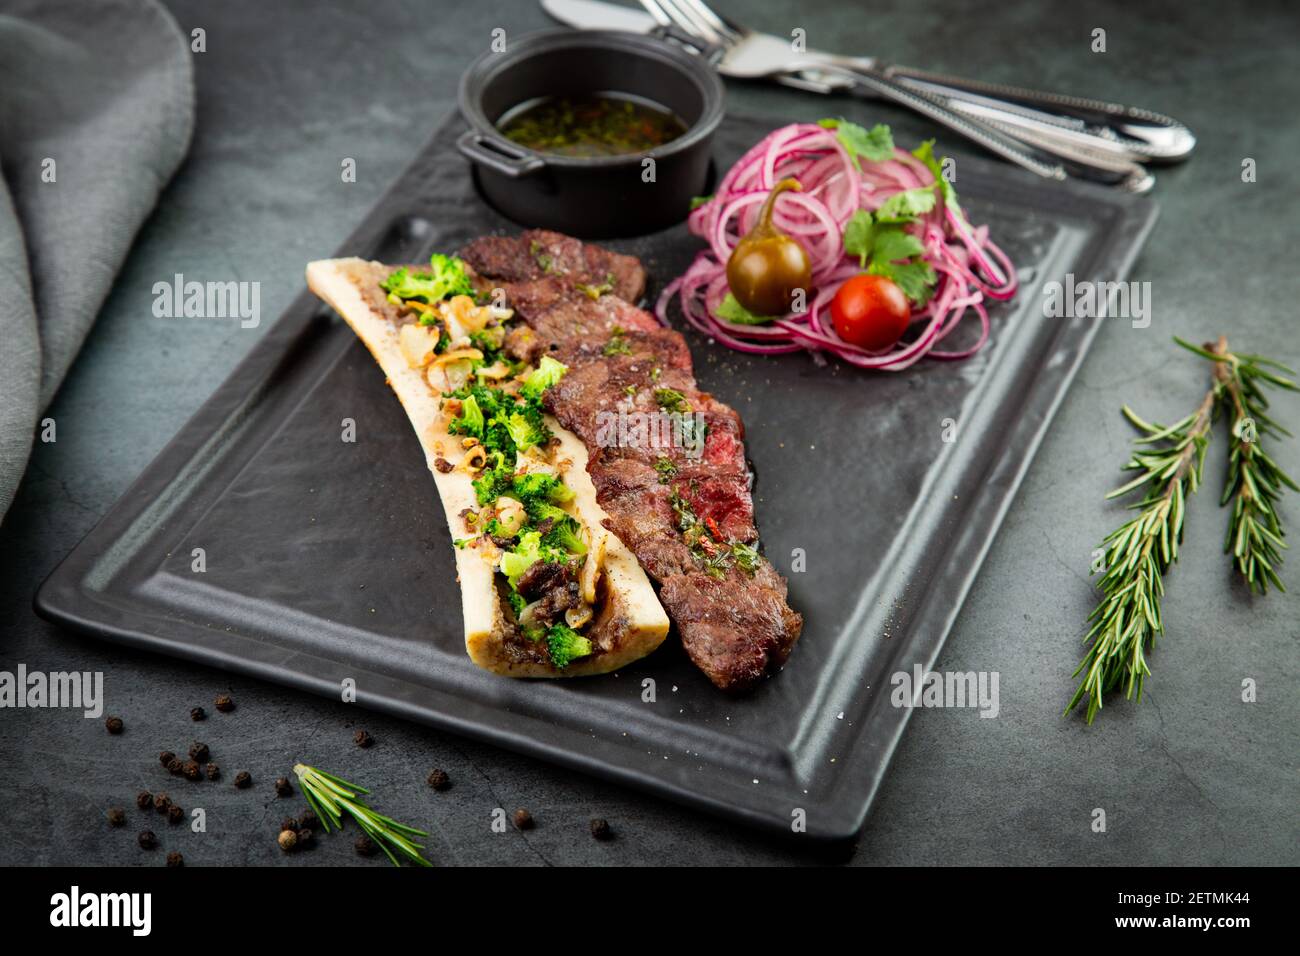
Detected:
[{"left": 498, "top": 93, "right": 687, "bottom": 157}]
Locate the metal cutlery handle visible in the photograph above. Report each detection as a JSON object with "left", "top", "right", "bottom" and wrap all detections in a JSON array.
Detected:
[
  {"left": 820, "top": 64, "right": 1067, "bottom": 182},
  {"left": 876, "top": 64, "right": 1196, "bottom": 162}
]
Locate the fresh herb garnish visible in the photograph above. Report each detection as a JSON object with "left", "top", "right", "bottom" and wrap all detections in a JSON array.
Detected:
[
  {"left": 654, "top": 387, "right": 691, "bottom": 413},
  {"left": 818, "top": 118, "right": 895, "bottom": 169},
  {"left": 654, "top": 457, "right": 678, "bottom": 483},
  {"left": 1068, "top": 336, "right": 1296, "bottom": 723},
  {"left": 576, "top": 273, "right": 616, "bottom": 300},
  {"left": 294, "top": 764, "right": 431, "bottom": 867},
  {"left": 843, "top": 207, "right": 937, "bottom": 306},
  {"left": 716, "top": 292, "right": 778, "bottom": 325},
  {"left": 603, "top": 326, "right": 633, "bottom": 355},
  {"left": 1175, "top": 336, "right": 1298, "bottom": 592}
]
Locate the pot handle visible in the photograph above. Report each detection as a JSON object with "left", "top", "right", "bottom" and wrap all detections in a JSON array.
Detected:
[{"left": 456, "top": 131, "right": 545, "bottom": 179}]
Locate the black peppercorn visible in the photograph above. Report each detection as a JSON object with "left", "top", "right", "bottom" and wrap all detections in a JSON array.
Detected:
[
  {"left": 106, "top": 807, "right": 126, "bottom": 827},
  {"left": 427, "top": 768, "right": 450, "bottom": 791},
  {"left": 280, "top": 818, "right": 297, "bottom": 832},
  {"left": 167, "top": 757, "right": 184, "bottom": 776},
  {"left": 138, "top": 830, "right": 157, "bottom": 849},
  {"left": 159, "top": 750, "right": 176, "bottom": 768},
  {"left": 214, "top": 694, "right": 234, "bottom": 712},
  {"left": 512, "top": 808, "right": 534, "bottom": 830},
  {"left": 167, "top": 804, "right": 184, "bottom": 825},
  {"left": 296, "top": 828, "right": 314, "bottom": 847},
  {"left": 153, "top": 792, "right": 171, "bottom": 812},
  {"left": 354, "top": 835, "right": 376, "bottom": 857},
  {"left": 182, "top": 760, "right": 201, "bottom": 781},
  {"left": 135, "top": 791, "right": 152, "bottom": 811},
  {"left": 105, "top": 716, "right": 124, "bottom": 735},
  {"left": 190, "top": 706, "right": 206, "bottom": 721},
  {"left": 274, "top": 776, "right": 293, "bottom": 797},
  {"left": 353, "top": 729, "right": 373, "bottom": 748},
  {"left": 205, "top": 762, "right": 220, "bottom": 781},
  {"left": 234, "top": 770, "right": 252, "bottom": 789},
  {"left": 166, "top": 851, "right": 183, "bottom": 867},
  {"left": 590, "top": 818, "right": 612, "bottom": 841},
  {"left": 297, "top": 810, "right": 319, "bottom": 831},
  {"left": 188, "top": 742, "right": 209, "bottom": 763}
]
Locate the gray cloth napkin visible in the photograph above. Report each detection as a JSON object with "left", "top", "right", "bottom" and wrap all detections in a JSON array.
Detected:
[{"left": 0, "top": 0, "right": 193, "bottom": 521}]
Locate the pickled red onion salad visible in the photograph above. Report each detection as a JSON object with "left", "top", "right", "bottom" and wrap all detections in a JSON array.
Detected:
[{"left": 656, "top": 120, "right": 1018, "bottom": 370}]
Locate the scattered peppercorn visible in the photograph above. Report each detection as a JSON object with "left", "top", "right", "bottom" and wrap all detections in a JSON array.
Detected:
[
  {"left": 138, "top": 830, "right": 157, "bottom": 850},
  {"left": 104, "top": 715, "right": 124, "bottom": 734},
  {"left": 215, "top": 694, "right": 235, "bottom": 713},
  {"left": 190, "top": 706, "right": 206, "bottom": 721},
  {"left": 280, "top": 818, "right": 297, "bottom": 833},
  {"left": 153, "top": 792, "right": 171, "bottom": 813},
  {"left": 135, "top": 791, "right": 152, "bottom": 811},
  {"left": 188, "top": 742, "right": 210, "bottom": 762},
  {"left": 277, "top": 829, "right": 298, "bottom": 852},
  {"left": 296, "top": 828, "right": 314, "bottom": 847},
  {"left": 590, "top": 818, "right": 612, "bottom": 841},
  {"left": 167, "top": 804, "right": 184, "bottom": 825},
  {"left": 205, "top": 762, "right": 220, "bottom": 781},
  {"left": 166, "top": 851, "right": 183, "bottom": 867},
  {"left": 512, "top": 809, "right": 534, "bottom": 830},
  {"left": 234, "top": 770, "right": 252, "bottom": 789},
  {"left": 274, "top": 776, "right": 293, "bottom": 797},
  {"left": 297, "top": 810, "right": 318, "bottom": 831},
  {"left": 353, "top": 729, "right": 373, "bottom": 748},
  {"left": 426, "top": 768, "right": 450, "bottom": 791},
  {"left": 159, "top": 750, "right": 176, "bottom": 768},
  {"left": 354, "top": 836, "right": 376, "bottom": 857},
  {"left": 167, "top": 757, "right": 184, "bottom": 776},
  {"left": 182, "top": 760, "right": 201, "bottom": 781},
  {"left": 106, "top": 807, "right": 126, "bottom": 828}
]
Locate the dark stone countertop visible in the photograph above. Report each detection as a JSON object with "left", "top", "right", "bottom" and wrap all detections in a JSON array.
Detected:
[{"left": 0, "top": 0, "right": 1295, "bottom": 865}]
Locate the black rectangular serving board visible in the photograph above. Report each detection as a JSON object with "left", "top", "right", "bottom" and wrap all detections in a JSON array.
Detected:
[{"left": 37, "top": 113, "right": 1157, "bottom": 842}]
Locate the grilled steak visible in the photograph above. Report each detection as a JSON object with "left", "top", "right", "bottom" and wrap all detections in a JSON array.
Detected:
[{"left": 461, "top": 231, "right": 803, "bottom": 692}]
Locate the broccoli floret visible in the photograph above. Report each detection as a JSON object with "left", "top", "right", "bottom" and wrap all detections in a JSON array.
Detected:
[
  {"left": 506, "top": 589, "right": 527, "bottom": 618},
  {"left": 521, "top": 356, "right": 568, "bottom": 400},
  {"left": 542, "top": 514, "right": 587, "bottom": 557},
  {"left": 448, "top": 394, "right": 484, "bottom": 439},
  {"left": 510, "top": 472, "right": 575, "bottom": 507},
  {"left": 499, "top": 532, "right": 541, "bottom": 587},
  {"left": 504, "top": 408, "right": 549, "bottom": 452},
  {"left": 525, "top": 499, "right": 568, "bottom": 524},
  {"left": 546, "top": 624, "right": 593, "bottom": 668},
  {"left": 380, "top": 253, "right": 474, "bottom": 304},
  {"left": 472, "top": 457, "right": 514, "bottom": 506}
]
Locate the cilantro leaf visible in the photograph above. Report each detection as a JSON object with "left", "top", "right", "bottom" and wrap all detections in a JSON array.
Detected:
[
  {"left": 874, "top": 187, "right": 938, "bottom": 223},
  {"left": 843, "top": 210, "right": 876, "bottom": 269},
  {"left": 911, "top": 139, "right": 964, "bottom": 220},
  {"left": 870, "top": 227, "right": 925, "bottom": 263},
  {"left": 819, "top": 118, "right": 895, "bottom": 169},
  {"left": 716, "top": 292, "right": 778, "bottom": 325},
  {"left": 869, "top": 258, "right": 937, "bottom": 305}
]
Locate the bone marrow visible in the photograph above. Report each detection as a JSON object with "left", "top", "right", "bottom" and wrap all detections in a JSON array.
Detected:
[{"left": 306, "top": 255, "right": 669, "bottom": 678}]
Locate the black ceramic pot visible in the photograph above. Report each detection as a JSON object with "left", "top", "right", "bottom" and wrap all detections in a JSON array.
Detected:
[{"left": 457, "top": 30, "right": 725, "bottom": 239}]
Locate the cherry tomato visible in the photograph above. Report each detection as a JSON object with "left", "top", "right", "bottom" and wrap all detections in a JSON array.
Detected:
[{"left": 830, "top": 274, "right": 911, "bottom": 352}]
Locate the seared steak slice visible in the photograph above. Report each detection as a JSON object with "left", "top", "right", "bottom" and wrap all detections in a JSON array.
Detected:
[
  {"left": 460, "top": 233, "right": 803, "bottom": 692},
  {"left": 462, "top": 229, "right": 646, "bottom": 303}
]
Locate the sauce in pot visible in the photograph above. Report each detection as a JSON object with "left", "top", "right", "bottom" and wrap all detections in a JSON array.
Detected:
[{"left": 498, "top": 93, "right": 687, "bottom": 157}]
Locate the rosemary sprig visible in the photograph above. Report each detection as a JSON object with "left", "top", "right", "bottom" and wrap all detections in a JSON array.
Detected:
[
  {"left": 1175, "top": 336, "right": 1299, "bottom": 592},
  {"left": 294, "top": 763, "right": 432, "bottom": 867},
  {"left": 1066, "top": 383, "right": 1217, "bottom": 723}
]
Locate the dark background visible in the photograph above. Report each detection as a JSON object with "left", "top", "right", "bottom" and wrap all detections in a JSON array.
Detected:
[{"left": 0, "top": 0, "right": 1296, "bottom": 865}]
